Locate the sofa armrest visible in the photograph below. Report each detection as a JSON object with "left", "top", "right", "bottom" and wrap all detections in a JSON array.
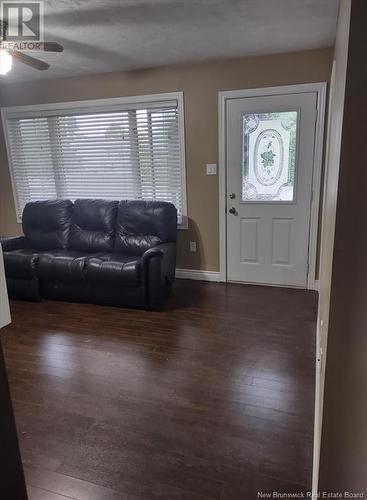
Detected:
[
  {"left": 141, "top": 242, "right": 176, "bottom": 278},
  {"left": 0, "top": 236, "right": 28, "bottom": 252},
  {"left": 141, "top": 242, "right": 176, "bottom": 309}
]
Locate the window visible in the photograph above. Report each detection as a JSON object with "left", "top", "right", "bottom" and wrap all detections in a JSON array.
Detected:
[
  {"left": 2, "top": 93, "right": 187, "bottom": 226},
  {"left": 242, "top": 111, "right": 298, "bottom": 202}
]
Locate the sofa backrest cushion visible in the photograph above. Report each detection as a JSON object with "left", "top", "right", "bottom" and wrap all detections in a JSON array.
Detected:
[
  {"left": 69, "top": 199, "right": 118, "bottom": 252},
  {"left": 114, "top": 200, "right": 177, "bottom": 255},
  {"left": 22, "top": 200, "right": 73, "bottom": 250}
]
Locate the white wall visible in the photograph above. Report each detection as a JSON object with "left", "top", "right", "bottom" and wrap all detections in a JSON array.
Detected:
[
  {"left": 0, "top": 245, "right": 11, "bottom": 329},
  {"left": 312, "top": 0, "right": 351, "bottom": 493}
]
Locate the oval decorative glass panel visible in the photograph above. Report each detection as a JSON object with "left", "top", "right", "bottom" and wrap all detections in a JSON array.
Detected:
[
  {"left": 253, "top": 129, "right": 284, "bottom": 186},
  {"left": 242, "top": 111, "right": 297, "bottom": 202}
]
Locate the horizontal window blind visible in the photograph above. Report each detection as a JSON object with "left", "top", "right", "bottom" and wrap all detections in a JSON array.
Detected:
[{"left": 3, "top": 97, "right": 185, "bottom": 223}]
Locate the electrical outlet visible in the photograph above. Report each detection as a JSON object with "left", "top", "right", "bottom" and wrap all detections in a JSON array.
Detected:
[
  {"left": 190, "top": 241, "right": 197, "bottom": 252},
  {"left": 206, "top": 163, "right": 217, "bottom": 175}
]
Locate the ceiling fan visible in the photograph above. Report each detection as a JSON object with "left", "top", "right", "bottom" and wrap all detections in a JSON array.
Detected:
[{"left": 0, "top": 21, "right": 64, "bottom": 75}]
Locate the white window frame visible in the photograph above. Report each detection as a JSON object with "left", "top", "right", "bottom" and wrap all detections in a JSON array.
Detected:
[{"left": 1, "top": 91, "right": 188, "bottom": 229}]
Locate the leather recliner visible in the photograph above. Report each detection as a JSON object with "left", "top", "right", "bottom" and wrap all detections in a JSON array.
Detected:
[{"left": 0, "top": 199, "right": 177, "bottom": 310}]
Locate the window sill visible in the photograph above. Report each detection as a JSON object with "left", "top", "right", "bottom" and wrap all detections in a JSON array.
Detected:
[{"left": 178, "top": 215, "right": 188, "bottom": 230}]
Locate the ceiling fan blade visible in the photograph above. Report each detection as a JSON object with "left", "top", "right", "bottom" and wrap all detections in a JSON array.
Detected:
[
  {"left": 41, "top": 42, "right": 64, "bottom": 52},
  {"left": 10, "top": 50, "right": 50, "bottom": 70}
]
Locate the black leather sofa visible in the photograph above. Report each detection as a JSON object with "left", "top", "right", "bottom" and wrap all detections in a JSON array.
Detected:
[{"left": 0, "top": 199, "right": 177, "bottom": 310}]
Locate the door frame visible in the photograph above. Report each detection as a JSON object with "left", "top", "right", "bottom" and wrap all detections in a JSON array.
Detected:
[{"left": 218, "top": 83, "right": 327, "bottom": 290}]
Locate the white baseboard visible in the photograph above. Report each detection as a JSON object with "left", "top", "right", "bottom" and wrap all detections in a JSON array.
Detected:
[{"left": 176, "top": 268, "right": 221, "bottom": 282}]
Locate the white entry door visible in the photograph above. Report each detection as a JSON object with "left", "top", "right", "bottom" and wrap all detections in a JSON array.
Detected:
[{"left": 226, "top": 90, "right": 318, "bottom": 287}]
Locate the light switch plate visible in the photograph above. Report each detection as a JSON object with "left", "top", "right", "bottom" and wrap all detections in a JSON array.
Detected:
[{"left": 206, "top": 163, "right": 217, "bottom": 175}]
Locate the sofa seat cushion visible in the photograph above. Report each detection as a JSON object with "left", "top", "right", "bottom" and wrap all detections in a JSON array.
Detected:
[
  {"left": 85, "top": 253, "right": 141, "bottom": 287},
  {"left": 4, "top": 249, "right": 41, "bottom": 279},
  {"left": 38, "top": 250, "right": 91, "bottom": 282}
]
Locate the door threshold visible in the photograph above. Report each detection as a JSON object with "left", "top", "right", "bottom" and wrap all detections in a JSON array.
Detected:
[{"left": 226, "top": 280, "right": 306, "bottom": 290}]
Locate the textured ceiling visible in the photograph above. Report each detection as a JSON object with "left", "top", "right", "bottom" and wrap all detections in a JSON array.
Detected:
[{"left": 2, "top": 0, "right": 339, "bottom": 82}]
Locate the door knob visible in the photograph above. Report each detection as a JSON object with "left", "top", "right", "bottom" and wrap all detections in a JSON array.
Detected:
[
  {"left": 229, "top": 193, "right": 236, "bottom": 199},
  {"left": 228, "top": 207, "right": 237, "bottom": 215}
]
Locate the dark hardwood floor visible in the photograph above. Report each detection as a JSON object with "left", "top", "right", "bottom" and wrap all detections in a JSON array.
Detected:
[{"left": 2, "top": 280, "right": 317, "bottom": 499}]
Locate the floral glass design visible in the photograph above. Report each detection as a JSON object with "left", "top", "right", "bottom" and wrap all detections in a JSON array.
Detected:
[{"left": 242, "top": 111, "right": 298, "bottom": 202}]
